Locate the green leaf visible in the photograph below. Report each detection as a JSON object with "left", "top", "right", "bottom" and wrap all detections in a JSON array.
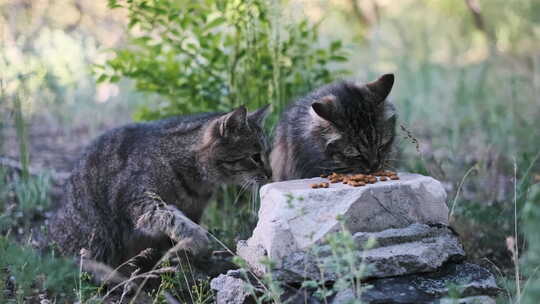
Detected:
[
  {"left": 204, "top": 16, "right": 226, "bottom": 31},
  {"left": 96, "top": 74, "right": 108, "bottom": 83},
  {"left": 128, "top": 18, "right": 139, "bottom": 29},
  {"left": 107, "top": 0, "right": 122, "bottom": 9},
  {"left": 330, "top": 40, "right": 342, "bottom": 51},
  {"left": 329, "top": 55, "right": 348, "bottom": 62}
]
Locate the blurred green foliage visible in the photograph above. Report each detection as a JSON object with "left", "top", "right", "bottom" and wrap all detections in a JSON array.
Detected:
[
  {"left": 0, "top": 236, "right": 76, "bottom": 302},
  {"left": 0, "top": 169, "right": 51, "bottom": 232},
  {"left": 98, "top": 0, "right": 348, "bottom": 120},
  {"left": 13, "top": 173, "right": 51, "bottom": 226},
  {"left": 0, "top": 0, "right": 141, "bottom": 132},
  {"left": 522, "top": 174, "right": 540, "bottom": 303}
]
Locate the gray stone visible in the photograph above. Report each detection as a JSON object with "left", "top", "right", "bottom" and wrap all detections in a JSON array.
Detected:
[
  {"left": 438, "top": 296, "right": 496, "bottom": 304},
  {"left": 238, "top": 173, "right": 449, "bottom": 281},
  {"left": 332, "top": 291, "right": 496, "bottom": 304},
  {"left": 358, "top": 224, "right": 465, "bottom": 278},
  {"left": 330, "top": 288, "right": 357, "bottom": 304},
  {"left": 210, "top": 270, "right": 252, "bottom": 304},
  {"left": 210, "top": 262, "right": 500, "bottom": 304},
  {"left": 353, "top": 222, "right": 438, "bottom": 247},
  {"left": 281, "top": 285, "right": 324, "bottom": 304},
  {"left": 239, "top": 223, "right": 464, "bottom": 282},
  {"left": 329, "top": 262, "right": 500, "bottom": 304}
]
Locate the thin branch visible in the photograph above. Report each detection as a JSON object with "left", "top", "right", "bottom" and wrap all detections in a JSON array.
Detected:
[
  {"left": 349, "top": 0, "right": 371, "bottom": 27},
  {"left": 464, "top": 0, "right": 487, "bottom": 33},
  {"left": 464, "top": 0, "right": 496, "bottom": 50}
]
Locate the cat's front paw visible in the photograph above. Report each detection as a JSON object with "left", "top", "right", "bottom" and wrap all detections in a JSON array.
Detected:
[
  {"left": 169, "top": 220, "right": 211, "bottom": 256},
  {"left": 183, "top": 228, "right": 211, "bottom": 256}
]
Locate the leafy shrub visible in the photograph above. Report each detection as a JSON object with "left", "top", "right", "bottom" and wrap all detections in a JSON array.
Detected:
[{"left": 98, "top": 0, "right": 349, "bottom": 120}]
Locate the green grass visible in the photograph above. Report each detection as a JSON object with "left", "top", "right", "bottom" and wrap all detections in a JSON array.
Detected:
[{"left": 0, "top": 236, "right": 77, "bottom": 303}]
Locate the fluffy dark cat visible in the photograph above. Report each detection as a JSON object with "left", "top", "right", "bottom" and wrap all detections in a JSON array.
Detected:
[
  {"left": 50, "top": 105, "right": 270, "bottom": 267},
  {"left": 271, "top": 74, "right": 396, "bottom": 181}
]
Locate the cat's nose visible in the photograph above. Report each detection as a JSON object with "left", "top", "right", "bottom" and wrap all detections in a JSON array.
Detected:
[
  {"left": 264, "top": 168, "right": 272, "bottom": 181},
  {"left": 257, "top": 173, "right": 270, "bottom": 184},
  {"left": 368, "top": 159, "right": 379, "bottom": 172}
]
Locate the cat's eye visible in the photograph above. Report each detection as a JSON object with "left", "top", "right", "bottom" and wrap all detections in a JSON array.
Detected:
[
  {"left": 343, "top": 146, "right": 360, "bottom": 157},
  {"left": 250, "top": 153, "right": 262, "bottom": 164},
  {"left": 223, "top": 156, "right": 244, "bottom": 163}
]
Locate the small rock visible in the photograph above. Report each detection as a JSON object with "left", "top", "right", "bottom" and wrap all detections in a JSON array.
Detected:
[
  {"left": 210, "top": 271, "right": 252, "bottom": 304},
  {"left": 438, "top": 296, "right": 496, "bottom": 304}
]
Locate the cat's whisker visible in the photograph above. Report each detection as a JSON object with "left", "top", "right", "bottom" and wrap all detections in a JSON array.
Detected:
[
  {"left": 250, "top": 181, "right": 260, "bottom": 215},
  {"left": 232, "top": 180, "right": 251, "bottom": 205},
  {"left": 238, "top": 180, "right": 250, "bottom": 192}
]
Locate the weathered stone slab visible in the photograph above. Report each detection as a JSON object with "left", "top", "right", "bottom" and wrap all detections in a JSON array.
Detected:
[
  {"left": 238, "top": 173, "right": 448, "bottom": 279},
  {"left": 238, "top": 173, "right": 451, "bottom": 281},
  {"left": 438, "top": 296, "right": 496, "bottom": 304},
  {"left": 330, "top": 262, "right": 500, "bottom": 304},
  {"left": 211, "top": 262, "right": 500, "bottom": 304},
  {"left": 239, "top": 223, "right": 464, "bottom": 282}
]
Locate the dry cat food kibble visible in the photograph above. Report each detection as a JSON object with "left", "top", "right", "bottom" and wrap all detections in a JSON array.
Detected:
[
  {"left": 312, "top": 171, "right": 399, "bottom": 189},
  {"left": 374, "top": 171, "right": 397, "bottom": 177},
  {"left": 348, "top": 181, "right": 366, "bottom": 187},
  {"left": 311, "top": 182, "right": 330, "bottom": 189}
]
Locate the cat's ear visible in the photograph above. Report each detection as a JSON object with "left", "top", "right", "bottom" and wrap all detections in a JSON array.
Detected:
[
  {"left": 219, "top": 106, "right": 248, "bottom": 137},
  {"left": 248, "top": 104, "right": 271, "bottom": 126},
  {"left": 366, "top": 73, "right": 394, "bottom": 103},
  {"left": 311, "top": 95, "right": 337, "bottom": 124}
]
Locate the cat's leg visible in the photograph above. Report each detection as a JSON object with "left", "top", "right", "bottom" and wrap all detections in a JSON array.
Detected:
[{"left": 129, "top": 198, "right": 211, "bottom": 255}]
